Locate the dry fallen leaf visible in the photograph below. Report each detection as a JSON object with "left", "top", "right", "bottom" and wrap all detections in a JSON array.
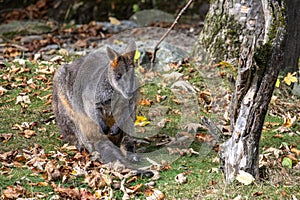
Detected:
[
  {"left": 139, "top": 99, "right": 152, "bottom": 106},
  {"left": 282, "top": 113, "right": 297, "bottom": 128},
  {"left": 23, "top": 129, "right": 36, "bottom": 138},
  {"left": 283, "top": 72, "right": 297, "bottom": 86},
  {"left": 0, "top": 133, "right": 13, "bottom": 142},
  {"left": 236, "top": 170, "right": 255, "bottom": 185},
  {"left": 0, "top": 150, "right": 18, "bottom": 161},
  {"left": 291, "top": 147, "right": 300, "bottom": 157},
  {"left": 16, "top": 94, "right": 31, "bottom": 105},
  {"left": 175, "top": 172, "right": 188, "bottom": 184},
  {"left": 52, "top": 184, "right": 81, "bottom": 200},
  {"left": 196, "top": 132, "right": 214, "bottom": 143},
  {"left": 128, "top": 183, "right": 143, "bottom": 193},
  {"left": 2, "top": 185, "right": 27, "bottom": 199},
  {"left": 109, "top": 16, "right": 121, "bottom": 25},
  {"left": 0, "top": 86, "right": 8, "bottom": 96},
  {"left": 145, "top": 188, "right": 165, "bottom": 200}
]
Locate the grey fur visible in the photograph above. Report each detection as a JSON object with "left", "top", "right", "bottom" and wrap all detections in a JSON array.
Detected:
[{"left": 52, "top": 41, "right": 140, "bottom": 165}]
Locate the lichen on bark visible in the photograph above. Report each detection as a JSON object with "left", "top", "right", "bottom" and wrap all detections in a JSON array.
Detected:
[{"left": 194, "top": 1, "right": 245, "bottom": 64}]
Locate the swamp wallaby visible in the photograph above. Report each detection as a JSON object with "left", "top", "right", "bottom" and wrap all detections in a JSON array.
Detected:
[{"left": 52, "top": 41, "right": 140, "bottom": 165}]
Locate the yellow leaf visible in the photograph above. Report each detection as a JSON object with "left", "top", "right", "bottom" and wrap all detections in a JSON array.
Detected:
[
  {"left": 135, "top": 116, "right": 150, "bottom": 127},
  {"left": 218, "top": 61, "right": 231, "bottom": 67},
  {"left": 109, "top": 17, "right": 121, "bottom": 25},
  {"left": 134, "top": 49, "right": 141, "bottom": 61},
  {"left": 71, "top": 170, "right": 77, "bottom": 175},
  {"left": 275, "top": 78, "right": 280, "bottom": 87},
  {"left": 283, "top": 72, "right": 297, "bottom": 86}
]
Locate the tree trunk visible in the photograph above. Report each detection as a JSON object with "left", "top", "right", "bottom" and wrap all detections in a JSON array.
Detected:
[
  {"left": 195, "top": 0, "right": 290, "bottom": 183},
  {"left": 282, "top": 0, "right": 300, "bottom": 73}
]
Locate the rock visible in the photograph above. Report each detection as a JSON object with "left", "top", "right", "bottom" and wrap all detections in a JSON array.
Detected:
[
  {"left": 20, "top": 35, "right": 44, "bottom": 44},
  {"left": 94, "top": 27, "right": 195, "bottom": 71},
  {"left": 0, "top": 20, "right": 58, "bottom": 37},
  {"left": 99, "top": 20, "right": 139, "bottom": 33},
  {"left": 130, "top": 9, "right": 174, "bottom": 26},
  {"left": 292, "top": 82, "right": 300, "bottom": 97}
]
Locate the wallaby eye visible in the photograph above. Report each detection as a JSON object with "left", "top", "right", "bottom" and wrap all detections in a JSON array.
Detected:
[{"left": 116, "top": 74, "right": 122, "bottom": 80}]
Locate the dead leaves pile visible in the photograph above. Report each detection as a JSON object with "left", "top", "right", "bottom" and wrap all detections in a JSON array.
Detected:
[
  {"left": 0, "top": 144, "right": 162, "bottom": 199},
  {"left": 259, "top": 143, "right": 300, "bottom": 184},
  {"left": 0, "top": 58, "right": 55, "bottom": 117}
]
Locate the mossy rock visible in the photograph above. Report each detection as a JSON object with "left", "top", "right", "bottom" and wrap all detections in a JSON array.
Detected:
[{"left": 0, "top": 20, "right": 58, "bottom": 37}]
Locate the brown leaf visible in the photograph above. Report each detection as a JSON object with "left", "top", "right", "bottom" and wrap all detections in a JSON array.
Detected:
[
  {"left": 287, "top": 154, "right": 298, "bottom": 162},
  {"left": 264, "top": 121, "right": 281, "bottom": 128},
  {"left": 2, "top": 185, "right": 26, "bottom": 199},
  {"left": 272, "top": 134, "right": 283, "bottom": 139},
  {"left": 45, "top": 160, "right": 62, "bottom": 181},
  {"left": 139, "top": 99, "right": 152, "bottom": 106},
  {"left": 0, "top": 166, "right": 11, "bottom": 175},
  {"left": 126, "top": 176, "right": 138, "bottom": 184},
  {"left": 75, "top": 39, "right": 88, "bottom": 48},
  {"left": 172, "top": 99, "right": 182, "bottom": 104},
  {"left": 22, "top": 129, "right": 36, "bottom": 138},
  {"left": 145, "top": 188, "right": 165, "bottom": 200},
  {"left": 0, "top": 86, "right": 8, "bottom": 96},
  {"left": 128, "top": 183, "right": 143, "bottom": 193},
  {"left": 0, "top": 150, "right": 18, "bottom": 162},
  {"left": 156, "top": 94, "right": 167, "bottom": 103},
  {"left": 53, "top": 185, "right": 81, "bottom": 200},
  {"left": 28, "top": 181, "right": 49, "bottom": 187},
  {"left": 109, "top": 17, "right": 121, "bottom": 25},
  {"left": 84, "top": 170, "right": 108, "bottom": 189},
  {"left": 199, "top": 91, "right": 211, "bottom": 104},
  {"left": 252, "top": 191, "right": 263, "bottom": 197},
  {"left": 80, "top": 188, "right": 94, "bottom": 200},
  {"left": 291, "top": 147, "right": 300, "bottom": 157},
  {"left": 0, "top": 133, "right": 13, "bottom": 142},
  {"left": 196, "top": 133, "right": 214, "bottom": 143},
  {"left": 282, "top": 113, "right": 297, "bottom": 128}
]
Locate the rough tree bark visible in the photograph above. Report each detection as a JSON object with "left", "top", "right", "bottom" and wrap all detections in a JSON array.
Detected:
[
  {"left": 195, "top": 0, "right": 299, "bottom": 183},
  {"left": 282, "top": 0, "right": 300, "bottom": 73}
]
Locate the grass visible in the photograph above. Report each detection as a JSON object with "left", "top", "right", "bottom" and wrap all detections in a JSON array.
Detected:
[{"left": 0, "top": 58, "right": 300, "bottom": 199}]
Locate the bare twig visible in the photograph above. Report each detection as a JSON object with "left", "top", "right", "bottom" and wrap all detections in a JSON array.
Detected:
[
  {"left": 150, "top": 0, "right": 193, "bottom": 70},
  {"left": 201, "top": 116, "right": 225, "bottom": 143}
]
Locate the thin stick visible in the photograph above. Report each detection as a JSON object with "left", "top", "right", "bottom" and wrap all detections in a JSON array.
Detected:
[{"left": 150, "top": 0, "right": 193, "bottom": 70}]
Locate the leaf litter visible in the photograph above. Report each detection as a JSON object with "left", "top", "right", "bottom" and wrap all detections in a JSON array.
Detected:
[{"left": 0, "top": 144, "right": 161, "bottom": 199}]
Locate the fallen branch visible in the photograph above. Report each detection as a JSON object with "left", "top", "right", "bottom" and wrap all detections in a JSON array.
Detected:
[
  {"left": 201, "top": 116, "right": 225, "bottom": 143},
  {"left": 150, "top": 0, "right": 193, "bottom": 70}
]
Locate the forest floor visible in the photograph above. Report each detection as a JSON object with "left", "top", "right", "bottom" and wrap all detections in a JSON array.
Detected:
[{"left": 1, "top": 12, "right": 300, "bottom": 200}]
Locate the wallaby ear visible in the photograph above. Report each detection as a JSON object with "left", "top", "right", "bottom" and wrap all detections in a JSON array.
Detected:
[
  {"left": 123, "top": 41, "right": 136, "bottom": 60},
  {"left": 107, "top": 46, "right": 121, "bottom": 69},
  {"left": 107, "top": 46, "right": 121, "bottom": 61}
]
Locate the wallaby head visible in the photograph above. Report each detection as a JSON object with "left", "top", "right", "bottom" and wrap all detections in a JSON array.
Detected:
[{"left": 107, "top": 41, "right": 137, "bottom": 99}]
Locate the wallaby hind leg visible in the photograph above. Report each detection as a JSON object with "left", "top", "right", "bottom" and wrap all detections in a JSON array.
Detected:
[{"left": 52, "top": 85, "right": 83, "bottom": 150}]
